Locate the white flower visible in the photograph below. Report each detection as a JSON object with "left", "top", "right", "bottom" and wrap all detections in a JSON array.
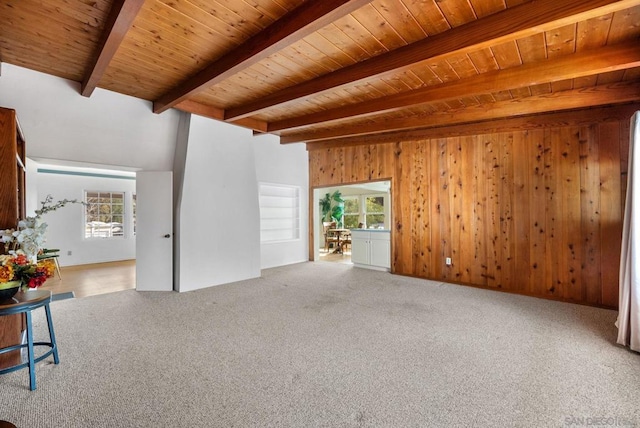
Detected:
[
  {"left": 1, "top": 230, "right": 14, "bottom": 244},
  {"left": 3, "top": 195, "right": 82, "bottom": 261},
  {"left": 7, "top": 217, "right": 48, "bottom": 261}
]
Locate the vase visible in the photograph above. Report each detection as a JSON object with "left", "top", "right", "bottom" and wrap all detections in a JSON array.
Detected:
[{"left": 0, "top": 280, "right": 22, "bottom": 301}]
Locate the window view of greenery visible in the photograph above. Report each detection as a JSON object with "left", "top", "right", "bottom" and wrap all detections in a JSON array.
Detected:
[
  {"left": 343, "top": 197, "right": 360, "bottom": 229},
  {"left": 85, "top": 191, "right": 125, "bottom": 238},
  {"left": 365, "top": 196, "right": 385, "bottom": 228}
]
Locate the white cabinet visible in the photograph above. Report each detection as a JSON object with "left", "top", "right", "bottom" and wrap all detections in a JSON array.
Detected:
[
  {"left": 351, "top": 233, "right": 370, "bottom": 265},
  {"left": 351, "top": 230, "right": 390, "bottom": 271},
  {"left": 370, "top": 236, "right": 391, "bottom": 268}
]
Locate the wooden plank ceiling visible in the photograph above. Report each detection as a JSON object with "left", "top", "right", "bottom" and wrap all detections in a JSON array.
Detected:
[{"left": 1, "top": 0, "right": 639, "bottom": 144}]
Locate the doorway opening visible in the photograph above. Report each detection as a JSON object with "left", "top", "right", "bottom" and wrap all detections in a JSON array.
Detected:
[
  {"left": 30, "top": 159, "right": 139, "bottom": 294},
  {"left": 312, "top": 180, "right": 391, "bottom": 264}
]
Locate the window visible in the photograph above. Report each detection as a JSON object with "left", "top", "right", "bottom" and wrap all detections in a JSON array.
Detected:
[
  {"left": 259, "top": 183, "right": 300, "bottom": 242},
  {"left": 343, "top": 197, "right": 360, "bottom": 229},
  {"left": 132, "top": 193, "right": 137, "bottom": 236},
  {"left": 85, "top": 191, "right": 125, "bottom": 238},
  {"left": 365, "top": 196, "right": 385, "bottom": 229}
]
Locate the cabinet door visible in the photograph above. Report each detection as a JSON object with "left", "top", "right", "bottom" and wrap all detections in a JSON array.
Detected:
[
  {"left": 370, "top": 237, "right": 390, "bottom": 268},
  {"left": 351, "top": 235, "right": 369, "bottom": 265}
]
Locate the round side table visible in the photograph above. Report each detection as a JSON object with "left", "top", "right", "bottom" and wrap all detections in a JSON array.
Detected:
[{"left": 0, "top": 289, "right": 60, "bottom": 390}]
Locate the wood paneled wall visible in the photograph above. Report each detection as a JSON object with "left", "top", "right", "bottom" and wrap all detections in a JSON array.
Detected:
[{"left": 309, "top": 107, "right": 634, "bottom": 308}]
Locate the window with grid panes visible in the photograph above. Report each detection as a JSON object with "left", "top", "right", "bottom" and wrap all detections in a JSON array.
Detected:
[
  {"left": 84, "top": 191, "right": 125, "bottom": 238},
  {"left": 365, "top": 196, "right": 385, "bottom": 228},
  {"left": 343, "top": 197, "right": 359, "bottom": 229}
]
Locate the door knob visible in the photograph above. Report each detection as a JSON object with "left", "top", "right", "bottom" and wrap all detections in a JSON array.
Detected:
[{"left": 164, "top": 234, "right": 171, "bottom": 238}]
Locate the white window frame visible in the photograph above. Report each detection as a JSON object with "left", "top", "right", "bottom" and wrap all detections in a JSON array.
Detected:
[
  {"left": 84, "top": 191, "right": 126, "bottom": 239},
  {"left": 363, "top": 194, "right": 386, "bottom": 229},
  {"left": 259, "top": 183, "right": 301, "bottom": 243},
  {"left": 342, "top": 196, "right": 360, "bottom": 229}
]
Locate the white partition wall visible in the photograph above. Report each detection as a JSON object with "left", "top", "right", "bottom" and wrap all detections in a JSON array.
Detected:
[{"left": 176, "top": 115, "right": 261, "bottom": 292}]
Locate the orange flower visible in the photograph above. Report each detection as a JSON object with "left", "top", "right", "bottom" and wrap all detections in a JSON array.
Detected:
[
  {"left": 0, "top": 254, "right": 54, "bottom": 288},
  {"left": 37, "top": 259, "right": 55, "bottom": 277},
  {"left": 0, "top": 264, "right": 14, "bottom": 282}
]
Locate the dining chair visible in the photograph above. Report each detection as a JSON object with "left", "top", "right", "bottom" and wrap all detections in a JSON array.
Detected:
[
  {"left": 37, "top": 249, "right": 62, "bottom": 279},
  {"left": 322, "top": 222, "right": 339, "bottom": 252},
  {"left": 340, "top": 230, "right": 352, "bottom": 253}
]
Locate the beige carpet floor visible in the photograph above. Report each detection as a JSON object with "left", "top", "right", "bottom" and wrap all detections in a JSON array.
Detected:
[{"left": 1, "top": 262, "right": 638, "bottom": 427}]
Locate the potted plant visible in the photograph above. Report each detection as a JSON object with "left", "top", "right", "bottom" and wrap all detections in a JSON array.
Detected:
[{"left": 320, "top": 190, "right": 345, "bottom": 228}]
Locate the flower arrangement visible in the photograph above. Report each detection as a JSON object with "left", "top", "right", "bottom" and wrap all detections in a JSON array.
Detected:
[
  {"left": 0, "top": 195, "right": 83, "bottom": 294},
  {"left": 0, "top": 253, "right": 55, "bottom": 290},
  {"left": 1, "top": 216, "right": 48, "bottom": 262}
]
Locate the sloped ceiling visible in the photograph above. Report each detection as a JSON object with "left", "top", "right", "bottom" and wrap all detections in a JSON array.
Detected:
[{"left": 1, "top": 0, "right": 639, "bottom": 146}]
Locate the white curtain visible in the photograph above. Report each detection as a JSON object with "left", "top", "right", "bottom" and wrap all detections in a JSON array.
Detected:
[{"left": 617, "top": 112, "right": 640, "bottom": 352}]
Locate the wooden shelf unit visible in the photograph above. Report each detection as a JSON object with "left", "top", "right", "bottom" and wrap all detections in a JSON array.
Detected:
[{"left": 0, "top": 106, "right": 27, "bottom": 369}]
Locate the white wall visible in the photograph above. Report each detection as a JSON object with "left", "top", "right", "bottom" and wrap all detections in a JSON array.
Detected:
[
  {"left": 35, "top": 168, "right": 136, "bottom": 266},
  {"left": 171, "top": 112, "right": 191, "bottom": 288},
  {"left": 25, "top": 158, "right": 39, "bottom": 215},
  {"left": 0, "top": 63, "right": 179, "bottom": 267},
  {"left": 2, "top": 63, "right": 310, "bottom": 290},
  {"left": 253, "top": 134, "right": 309, "bottom": 269},
  {"left": 0, "top": 63, "right": 181, "bottom": 170},
  {"left": 177, "top": 114, "right": 262, "bottom": 292}
]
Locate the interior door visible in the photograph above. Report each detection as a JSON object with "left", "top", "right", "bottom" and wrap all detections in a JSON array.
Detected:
[{"left": 136, "top": 171, "right": 173, "bottom": 291}]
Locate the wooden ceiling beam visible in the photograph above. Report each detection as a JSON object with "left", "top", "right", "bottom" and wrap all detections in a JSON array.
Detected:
[
  {"left": 280, "top": 80, "right": 640, "bottom": 143},
  {"left": 306, "top": 104, "right": 640, "bottom": 150},
  {"left": 269, "top": 41, "right": 640, "bottom": 132},
  {"left": 153, "top": 0, "right": 373, "bottom": 114},
  {"left": 226, "top": 0, "right": 639, "bottom": 121},
  {"left": 175, "top": 100, "right": 268, "bottom": 133},
  {"left": 305, "top": 104, "right": 640, "bottom": 150},
  {"left": 81, "top": 0, "right": 144, "bottom": 97}
]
